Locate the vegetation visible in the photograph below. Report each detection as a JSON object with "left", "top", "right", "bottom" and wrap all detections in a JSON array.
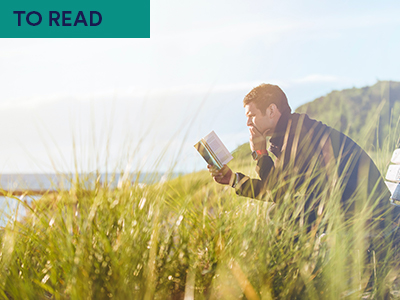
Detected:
[
  {"left": 1, "top": 82, "right": 400, "bottom": 299},
  {"left": 296, "top": 81, "right": 400, "bottom": 150},
  {"left": 0, "top": 144, "right": 398, "bottom": 299}
]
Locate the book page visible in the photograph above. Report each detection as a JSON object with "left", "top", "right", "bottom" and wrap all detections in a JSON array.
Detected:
[{"left": 203, "top": 131, "right": 233, "bottom": 165}]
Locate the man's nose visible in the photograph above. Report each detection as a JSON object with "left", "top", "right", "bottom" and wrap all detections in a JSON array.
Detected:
[{"left": 247, "top": 117, "right": 252, "bottom": 126}]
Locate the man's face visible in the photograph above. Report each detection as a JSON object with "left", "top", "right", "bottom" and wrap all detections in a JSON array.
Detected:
[{"left": 245, "top": 102, "right": 275, "bottom": 137}]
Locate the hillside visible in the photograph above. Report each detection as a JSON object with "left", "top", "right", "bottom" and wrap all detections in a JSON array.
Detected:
[{"left": 295, "top": 81, "right": 400, "bottom": 149}]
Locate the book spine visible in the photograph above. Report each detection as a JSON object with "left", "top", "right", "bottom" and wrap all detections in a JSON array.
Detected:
[{"left": 202, "top": 140, "right": 223, "bottom": 169}]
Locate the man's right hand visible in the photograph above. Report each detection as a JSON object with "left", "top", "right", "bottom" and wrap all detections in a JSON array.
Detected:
[
  {"left": 249, "top": 127, "right": 267, "bottom": 151},
  {"left": 207, "top": 164, "right": 234, "bottom": 186}
]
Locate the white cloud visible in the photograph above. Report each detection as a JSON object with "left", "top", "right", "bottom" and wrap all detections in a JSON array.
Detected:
[
  {"left": 152, "top": 7, "right": 400, "bottom": 48},
  {"left": 0, "top": 80, "right": 288, "bottom": 110},
  {"left": 294, "top": 74, "right": 340, "bottom": 84},
  {"left": 0, "top": 94, "right": 66, "bottom": 111}
]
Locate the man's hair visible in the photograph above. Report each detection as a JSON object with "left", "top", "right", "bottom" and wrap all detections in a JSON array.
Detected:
[{"left": 243, "top": 84, "right": 291, "bottom": 115}]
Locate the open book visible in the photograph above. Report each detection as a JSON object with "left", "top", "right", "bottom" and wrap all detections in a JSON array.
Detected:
[{"left": 194, "top": 131, "right": 233, "bottom": 169}]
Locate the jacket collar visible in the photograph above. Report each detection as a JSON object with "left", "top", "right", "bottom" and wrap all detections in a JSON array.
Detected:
[{"left": 269, "top": 110, "right": 291, "bottom": 157}]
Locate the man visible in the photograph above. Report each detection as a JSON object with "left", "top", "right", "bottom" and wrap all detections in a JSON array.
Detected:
[
  {"left": 208, "top": 83, "right": 396, "bottom": 229},
  {"left": 208, "top": 84, "right": 400, "bottom": 296}
]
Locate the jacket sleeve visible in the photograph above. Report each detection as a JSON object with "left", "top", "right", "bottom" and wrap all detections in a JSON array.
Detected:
[{"left": 234, "top": 155, "right": 275, "bottom": 200}]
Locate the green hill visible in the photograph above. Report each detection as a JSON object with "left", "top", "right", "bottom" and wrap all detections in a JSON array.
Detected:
[
  {"left": 295, "top": 81, "right": 400, "bottom": 150},
  {"left": 232, "top": 81, "right": 400, "bottom": 158}
]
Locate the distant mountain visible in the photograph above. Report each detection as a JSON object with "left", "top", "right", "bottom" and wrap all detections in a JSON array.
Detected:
[{"left": 295, "top": 81, "right": 400, "bottom": 149}]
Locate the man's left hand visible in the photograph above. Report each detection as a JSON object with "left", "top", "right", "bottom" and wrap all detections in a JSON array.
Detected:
[{"left": 207, "top": 164, "right": 234, "bottom": 186}]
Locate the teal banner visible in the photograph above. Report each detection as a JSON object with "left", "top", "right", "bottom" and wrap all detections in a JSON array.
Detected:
[{"left": 0, "top": 0, "right": 150, "bottom": 38}]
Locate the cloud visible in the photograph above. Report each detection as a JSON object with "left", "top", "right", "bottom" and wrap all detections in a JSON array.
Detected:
[
  {"left": 0, "top": 80, "right": 290, "bottom": 110},
  {"left": 294, "top": 74, "right": 340, "bottom": 84},
  {"left": 0, "top": 94, "right": 66, "bottom": 111}
]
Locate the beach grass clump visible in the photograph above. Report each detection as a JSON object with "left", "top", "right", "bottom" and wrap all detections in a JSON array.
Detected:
[{"left": 0, "top": 147, "right": 399, "bottom": 299}]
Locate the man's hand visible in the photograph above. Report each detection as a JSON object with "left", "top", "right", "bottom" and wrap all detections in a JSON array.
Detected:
[
  {"left": 207, "top": 164, "right": 234, "bottom": 185},
  {"left": 249, "top": 127, "right": 267, "bottom": 151}
]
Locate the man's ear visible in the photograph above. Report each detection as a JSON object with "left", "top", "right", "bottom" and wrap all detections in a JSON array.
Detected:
[{"left": 267, "top": 103, "right": 278, "bottom": 117}]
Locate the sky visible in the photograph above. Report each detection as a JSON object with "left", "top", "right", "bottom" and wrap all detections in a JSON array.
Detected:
[{"left": 1, "top": 0, "right": 400, "bottom": 174}]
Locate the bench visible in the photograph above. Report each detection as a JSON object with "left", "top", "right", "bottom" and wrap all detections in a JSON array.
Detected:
[{"left": 385, "top": 149, "right": 400, "bottom": 207}]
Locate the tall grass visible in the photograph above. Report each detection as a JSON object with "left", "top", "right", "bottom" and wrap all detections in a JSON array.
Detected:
[{"left": 0, "top": 129, "right": 400, "bottom": 299}]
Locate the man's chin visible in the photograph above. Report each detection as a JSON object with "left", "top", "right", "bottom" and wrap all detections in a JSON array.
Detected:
[{"left": 262, "top": 129, "right": 271, "bottom": 137}]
